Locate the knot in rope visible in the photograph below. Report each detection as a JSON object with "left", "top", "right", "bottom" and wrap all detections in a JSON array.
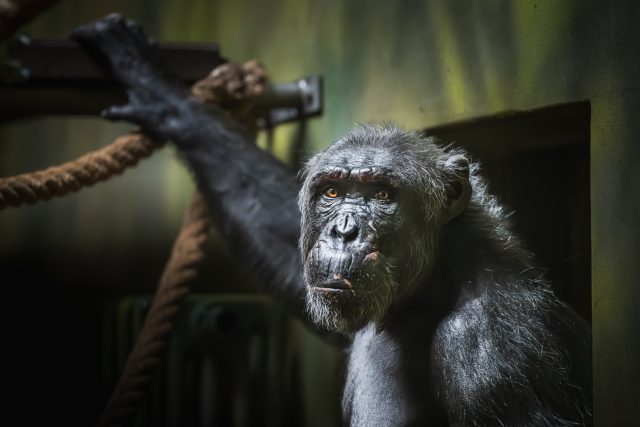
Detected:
[{"left": 191, "top": 60, "right": 268, "bottom": 120}]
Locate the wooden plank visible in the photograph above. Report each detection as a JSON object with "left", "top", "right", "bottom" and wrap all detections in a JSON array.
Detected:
[{"left": 423, "top": 101, "right": 590, "bottom": 156}]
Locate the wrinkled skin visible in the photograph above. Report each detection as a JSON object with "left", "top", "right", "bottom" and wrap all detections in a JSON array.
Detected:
[
  {"left": 302, "top": 153, "right": 422, "bottom": 333},
  {"left": 73, "top": 15, "right": 592, "bottom": 426}
]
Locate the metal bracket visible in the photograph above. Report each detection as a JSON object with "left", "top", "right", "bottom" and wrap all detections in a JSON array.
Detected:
[{"left": 256, "top": 75, "right": 324, "bottom": 127}]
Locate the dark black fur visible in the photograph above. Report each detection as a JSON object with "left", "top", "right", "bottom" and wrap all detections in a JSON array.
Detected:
[{"left": 73, "top": 15, "right": 592, "bottom": 426}]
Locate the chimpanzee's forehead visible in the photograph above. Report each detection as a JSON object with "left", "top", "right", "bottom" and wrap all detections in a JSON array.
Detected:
[
  {"left": 310, "top": 145, "right": 400, "bottom": 184},
  {"left": 322, "top": 145, "right": 396, "bottom": 171}
]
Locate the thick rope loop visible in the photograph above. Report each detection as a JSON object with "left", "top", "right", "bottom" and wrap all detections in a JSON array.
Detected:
[
  {"left": 96, "top": 62, "right": 267, "bottom": 427},
  {"left": 97, "top": 193, "right": 212, "bottom": 427},
  {"left": 0, "top": 58, "right": 268, "bottom": 426},
  {"left": 0, "top": 60, "right": 267, "bottom": 209},
  {"left": 0, "top": 133, "right": 156, "bottom": 209}
]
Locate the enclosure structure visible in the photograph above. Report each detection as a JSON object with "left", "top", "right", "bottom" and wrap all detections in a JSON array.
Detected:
[{"left": 1, "top": 1, "right": 638, "bottom": 426}]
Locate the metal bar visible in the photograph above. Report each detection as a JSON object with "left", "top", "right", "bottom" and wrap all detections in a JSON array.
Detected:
[
  {"left": 257, "top": 75, "right": 323, "bottom": 127},
  {"left": 3, "top": 37, "right": 225, "bottom": 82},
  {"left": 0, "top": 39, "right": 323, "bottom": 125}
]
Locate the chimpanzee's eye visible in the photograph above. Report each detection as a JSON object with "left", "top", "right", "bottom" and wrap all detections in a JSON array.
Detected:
[
  {"left": 373, "top": 189, "right": 391, "bottom": 201},
  {"left": 324, "top": 187, "right": 340, "bottom": 198}
]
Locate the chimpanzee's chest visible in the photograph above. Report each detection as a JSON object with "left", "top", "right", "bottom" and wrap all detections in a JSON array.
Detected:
[{"left": 342, "top": 323, "right": 415, "bottom": 426}]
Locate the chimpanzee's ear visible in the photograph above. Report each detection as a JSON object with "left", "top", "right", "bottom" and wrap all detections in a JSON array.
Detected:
[{"left": 441, "top": 154, "right": 471, "bottom": 225}]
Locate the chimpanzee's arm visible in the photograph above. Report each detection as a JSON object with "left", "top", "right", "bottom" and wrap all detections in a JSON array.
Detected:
[{"left": 72, "top": 15, "right": 305, "bottom": 310}]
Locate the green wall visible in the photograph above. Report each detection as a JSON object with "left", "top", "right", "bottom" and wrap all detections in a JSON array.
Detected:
[{"left": 1, "top": 1, "right": 638, "bottom": 424}]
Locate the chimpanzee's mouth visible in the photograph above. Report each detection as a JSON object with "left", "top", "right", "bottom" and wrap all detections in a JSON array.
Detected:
[
  {"left": 315, "top": 277, "right": 353, "bottom": 290},
  {"left": 307, "top": 247, "right": 386, "bottom": 294},
  {"left": 311, "top": 277, "right": 375, "bottom": 295}
]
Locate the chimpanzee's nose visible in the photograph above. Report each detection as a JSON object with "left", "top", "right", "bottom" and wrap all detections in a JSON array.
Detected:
[{"left": 333, "top": 213, "right": 358, "bottom": 242}]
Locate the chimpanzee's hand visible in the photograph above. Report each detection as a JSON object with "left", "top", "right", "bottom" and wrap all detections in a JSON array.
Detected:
[{"left": 72, "top": 14, "right": 204, "bottom": 141}]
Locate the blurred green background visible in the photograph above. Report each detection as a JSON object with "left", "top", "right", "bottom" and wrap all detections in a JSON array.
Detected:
[{"left": 1, "top": 1, "right": 639, "bottom": 425}]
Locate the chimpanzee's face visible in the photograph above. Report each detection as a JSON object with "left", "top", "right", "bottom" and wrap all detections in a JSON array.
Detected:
[{"left": 300, "top": 144, "right": 429, "bottom": 333}]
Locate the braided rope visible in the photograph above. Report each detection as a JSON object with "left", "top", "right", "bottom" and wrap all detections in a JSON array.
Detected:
[
  {"left": 97, "top": 193, "right": 212, "bottom": 427},
  {"left": 0, "top": 58, "right": 267, "bottom": 426},
  {"left": 96, "top": 61, "right": 267, "bottom": 427},
  {"left": 191, "top": 59, "right": 267, "bottom": 108},
  {"left": 0, "top": 61, "right": 267, "bottom": 210},
  {"left": 0, "top": 133, "right": 157, "bottom": 209}
]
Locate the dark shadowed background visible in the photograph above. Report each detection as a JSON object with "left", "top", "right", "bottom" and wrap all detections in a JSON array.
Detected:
[{"left": 1, "top": 1, "right": 638, "bottom": 426}]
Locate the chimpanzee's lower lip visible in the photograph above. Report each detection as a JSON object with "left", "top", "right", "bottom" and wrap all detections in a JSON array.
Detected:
[
  {"left": 312, "top": 287, "right": 353, "bottom": 293},
  {"left": 311, "top": 287, "right": 374, "bottom": 295},
  {"left": 315, "top": 279, "right": 352, "bottom": 290}
]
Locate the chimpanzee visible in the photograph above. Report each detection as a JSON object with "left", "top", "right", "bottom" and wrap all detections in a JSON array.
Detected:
[{"left": 73, "top": 15, "right": 592, "bottom": 426}]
